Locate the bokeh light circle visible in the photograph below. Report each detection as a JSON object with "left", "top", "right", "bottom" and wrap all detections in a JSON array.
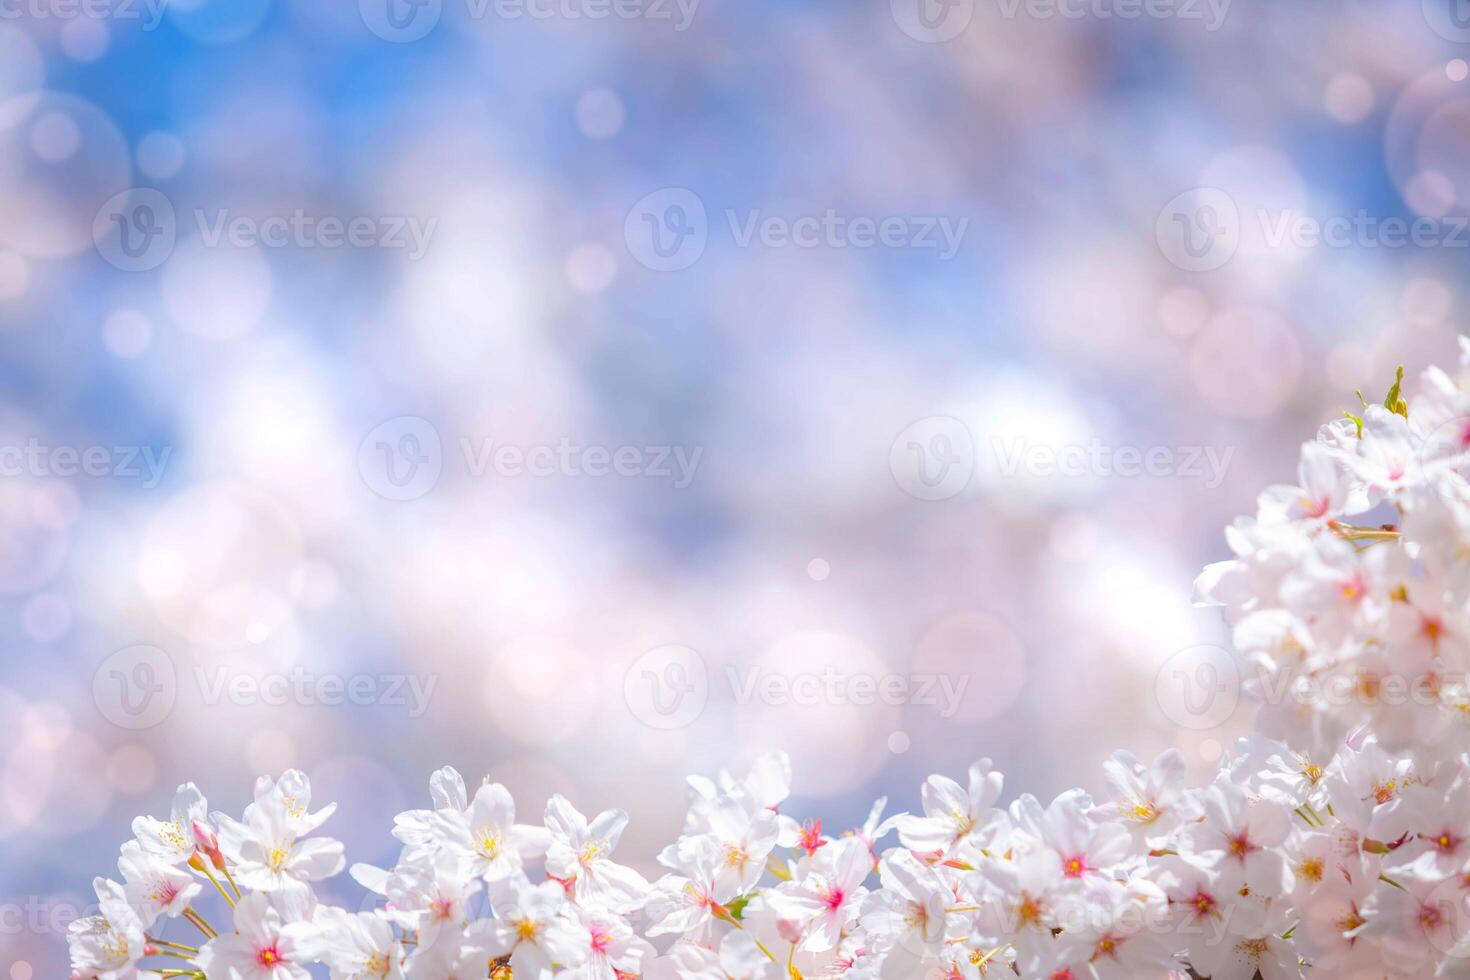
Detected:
[
  {"left": 0, "top": 250, "right": 30, "bottom": 301},
  {"left": 167, "top": 0, "right": 274, "bottom": 44},
  {"left": 0, "top": 26, "right": 43, "bottom": 113},
  {"left": 1386, "top": 68, "right": 1470, "bottom": 217},
  {"left": 60, "top": 19, "right": 109, "bottom": 62},
  {"left": 1189, "top": 308, "right": 1302, "bottom": 418},
  {"left": 576, "top": 89, "right": 625, "bottom": 140},
  {"left": 137, "top": 481, "right": 305, "bottom": 646},
  {"left": 1324, "top": 73, "right": 1373, "bottom": 123},
  {"left": 0, "top": 481, "right": 70, "bottom": 595},
  {"left": 914, "top": 611, "right": 1026, "bottom": 726},
  {"left": 162, "top": 235, "right": 274, "bottom": 340},
  {"left": 102, "top": 309, "right": 153, "bottom": 358},
  {"left": 137, "top": 131, "right": 187, "bottom": 180},
  {"left": 0, "top": 92, "right": 131, "bottom": 258}
]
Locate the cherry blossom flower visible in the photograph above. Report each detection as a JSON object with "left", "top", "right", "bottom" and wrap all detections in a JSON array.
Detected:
[
  {"left": 1190, "top": 781, "right": 1291, "bottom": 898},
  {"left": 895, "top": 758, "right": 1004, "bottom": 856},
  {"left": 1257, "top": 440, "right": 1365, "bottom": 525},
  {"left": 252, "top": 770, "right": 337, "bottom": 837},
  {"left": 67, "top": 880, "right": 152, "bottom": 980},
  {"left": 402, "top": 919, "right": 498, "bottom": 980},
  {"left": 117, "top": 842, "right": 201, "bottom": 928},
  {"left": 547, "top": 906, "right": 654, "bottom": 980},
  {"left": 543, "top": 795, "right": 650, "bottom": 913},
  {"left": 1360, "top": 850, "right": 1470, "bottom": 974},
  {"left": 1090, "top": 749, "right": 1191, "bottom": 849},
  {"left": 973, "top": 846, "right": 1068, "bottom": 976},
  {"left": 1011, "top": 789, "right": 1131, "bottom": 881},
  {"left": 194, "top": 893, "right": 317, "bottom": 980},
  {"left": 215, "top": 787, "right": 346, "bottom": 898},
  {"left": 391, "top": 766, "right": 469, "bottom": 862},
  {"left": 646, "top": 833, "right": 739, "bottom": 942},
  {"left": 131, "top": 782, "right": 213, "bottom": 867},
  {"left": 765, "top": 837, "right": 871, "bottom": 952},
  {"left": 480, "top": 873, "right": 577, "bottom": 978},
  {"left": 431, "top": 781, "right": 551, "bottom": 884},
  {"left": 858, "top": 850, "right": 952, "bottom": 971},
  {"left": 310, "top": 907, "right": 404, "bottom": 979},
  {"left": 376, "top": 849, "right": 482, "bottom": 948},
  {"left": 1186, "top": 901, "right": 1302, "bottom": 980},
  {"left": 642, "top": 941, "right": 727, "bottom": 980}
]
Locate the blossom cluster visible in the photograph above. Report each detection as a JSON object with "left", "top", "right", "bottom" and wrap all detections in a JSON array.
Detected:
[{"left": 70, "top": 342, "right": 1470, "bottom": 978}]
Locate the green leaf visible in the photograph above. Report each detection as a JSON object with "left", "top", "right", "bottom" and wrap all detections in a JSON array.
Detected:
[
  {"left": 1384, "top": 365, "right": 1408, "bottom": 419},
  {"left": 1342, "top": 410, "right": 1363, "bottom": 438}
]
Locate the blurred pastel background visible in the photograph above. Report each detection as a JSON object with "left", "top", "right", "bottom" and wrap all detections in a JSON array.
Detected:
[{"left": 3, "top": 0, "right": 1470, "bottom": 973}]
